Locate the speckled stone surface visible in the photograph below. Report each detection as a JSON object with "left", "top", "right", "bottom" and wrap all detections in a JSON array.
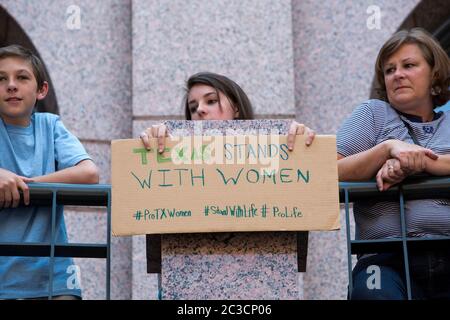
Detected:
[
  {"left": 82, "top": 142, "right": 111, "bottom": 184},
  {"left": 292, "top": 0, "right": 420, "bottom": 134},
  {"left": 0, "top": 0, "right": 132, "bottom": 141},
  {"left": 162, "top": 232, "right": 298, "bottom": 299},
  {"left": 132, "top": 235, "right": 159, "bottom": 300},
  {"left": 132, "top": 0, "right": 295, "bottom": 117},
  {"left": 64, "top": 209, "right": 132, "bottom": 300}
]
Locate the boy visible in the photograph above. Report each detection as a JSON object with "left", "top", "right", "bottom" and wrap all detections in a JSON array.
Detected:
[{"left": 0, "top": 45, "right": 99, "bottom": 299}]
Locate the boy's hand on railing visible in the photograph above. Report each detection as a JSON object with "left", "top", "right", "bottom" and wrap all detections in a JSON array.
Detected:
[
  {"left": 0, "top": 168, "right": 34, "bottom": 208},
  {"left": 376, "top": 159, "right": 407, "bottom": 191}
]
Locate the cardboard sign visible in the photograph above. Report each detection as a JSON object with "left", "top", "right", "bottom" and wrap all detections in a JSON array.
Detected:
[{"left": 111, "top": 135, "right": 340, "bottom": 236}]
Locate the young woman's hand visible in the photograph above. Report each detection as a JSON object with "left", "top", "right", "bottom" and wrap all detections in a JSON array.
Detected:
[
  {"left": 139, "top": 124, "right": 170, "bottom": 153},
  {"left": 0, "top": 168, "right": 34, "bottom": 208},
  {"left": 376, "top": 158, "right": 407, "bottom": 191},
  {"left": 287, "top": 120, "right": 315, "bottom": 151},
  {"left": 140, "top": 121, "right": 316, "bottom": 154}
]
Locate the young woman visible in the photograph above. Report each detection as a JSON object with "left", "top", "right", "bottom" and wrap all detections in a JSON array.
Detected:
[
  {"left": 140, "top": 71, "right": 317, "bottom": 274},
  {"left": 140, "top": 71, "right": 316, "bottom": 151}
]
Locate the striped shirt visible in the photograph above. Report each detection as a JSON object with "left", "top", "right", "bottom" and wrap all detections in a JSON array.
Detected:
[{"left": 337, "top": 99, "right": 450, "bottom": 240}]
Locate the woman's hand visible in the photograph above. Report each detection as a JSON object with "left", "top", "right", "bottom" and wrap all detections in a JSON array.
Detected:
[
  {"left": 376, "top": 158, "right": 407, "bottom": 191},
  {"left": 139, "top": 124, "right": 169, "bottom": 153},
  {"left": 386, "top": 140, "right": 438, "bottom": 175},
  {"left": 287, "top": 121, "right": 315, "bottom": 151},
  {"left": 0, "top": 168, "right": 34, "bottom": 208}
]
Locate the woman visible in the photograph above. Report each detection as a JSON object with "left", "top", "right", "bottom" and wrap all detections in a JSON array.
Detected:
[
  {"left": 337, "top": 28, "right": 450, "bottom": 299},
  {"left": 140, "top": 71, "right": 316, "bottom": 273}
]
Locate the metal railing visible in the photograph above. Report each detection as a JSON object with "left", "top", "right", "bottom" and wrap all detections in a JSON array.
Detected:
[
  {"left": 3, "top": 177, "right": 449, "bottom": 300},
  {"left": 0, "top": 183, "right": 111, "bottom": 300},
  {"left": 340, "top": 176, "right": 450, "bottom": 300}
]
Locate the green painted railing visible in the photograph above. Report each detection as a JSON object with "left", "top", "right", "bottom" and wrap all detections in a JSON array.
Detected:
[
  {"left": 0, "top": 183, "right": 111, "bottom": 300},
  {"left": 340, "top": 176, "right": 450, "bottom": 300},
  {"left": 2, "top": 176, "right": 449, "bottom": 300}
]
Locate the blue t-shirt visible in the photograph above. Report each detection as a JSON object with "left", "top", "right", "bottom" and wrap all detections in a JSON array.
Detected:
[{"left": 0, "top": 113, "right": 90, "bottom": 299}]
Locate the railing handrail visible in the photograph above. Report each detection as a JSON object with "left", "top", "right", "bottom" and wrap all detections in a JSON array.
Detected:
[
  {"left": 20, "top": 182, "right": 111, "bottom": 207},
  {"left": 17, "top": 176, "right": 450, "bottom": 205},
  {"left": 339, "top": 176, "right": 450, "bottom": 202},
  {"left": 2, "top": 177, "right": 449, "bottom": 300}
]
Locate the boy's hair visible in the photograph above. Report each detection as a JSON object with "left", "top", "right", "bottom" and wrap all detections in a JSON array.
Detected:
[{"left": 0, "top": 44, "right": 47, "bottom": 90}]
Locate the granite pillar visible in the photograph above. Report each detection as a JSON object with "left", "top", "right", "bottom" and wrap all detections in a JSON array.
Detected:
[
  {"left": 131, "top": 0, "right": 300, "bottom": 299},
  {"left": 157, "top": 120, "right": 299, "bottom": 299}
]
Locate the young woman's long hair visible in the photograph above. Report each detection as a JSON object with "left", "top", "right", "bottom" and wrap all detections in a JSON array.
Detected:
[{"left": 183, "top": 72, "right": 254, "bottom": 120}]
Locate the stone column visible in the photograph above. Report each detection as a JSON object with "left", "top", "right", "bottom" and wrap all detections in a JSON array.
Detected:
[{"left": 131, "top": 0, "right": 300, "bottom": 299}]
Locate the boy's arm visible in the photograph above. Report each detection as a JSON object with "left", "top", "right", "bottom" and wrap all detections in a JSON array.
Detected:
[{"left": 33, "top": 159, "right": 99, "bottom": 184}]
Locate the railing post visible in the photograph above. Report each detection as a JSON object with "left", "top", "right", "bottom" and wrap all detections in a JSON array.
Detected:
[
  {"left": 398, "top": 187, "right": 412, "bottom": 300},
  {"left": 344, "top": 188, "right": 353, "bottom": 299},
  {"left": 48, "top": 189, "right": 57, "bottom": 300},
  {"left": 106, "top": 189, "right": 112, "bottom": 300}
]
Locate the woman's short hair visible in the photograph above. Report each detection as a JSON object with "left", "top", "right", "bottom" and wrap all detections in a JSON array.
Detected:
[
  {"left": 375, "top": 27, "right": 449, "bottom": 107},
  {"left": 183, "top": 72, "right": 254, "bottom": 120}
]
